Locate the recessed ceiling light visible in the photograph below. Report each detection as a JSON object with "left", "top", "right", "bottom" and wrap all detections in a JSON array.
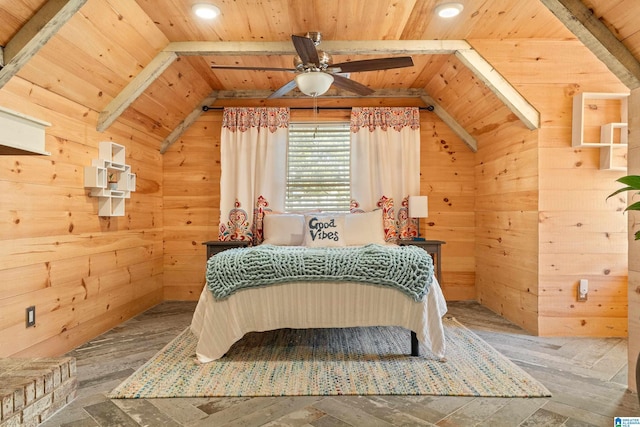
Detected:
[
  {"left": 435, "top": 2, "right": 464, "bottom": 18},
  {"left": 192, "top": 3, "right": 220, "bottom": 20}
]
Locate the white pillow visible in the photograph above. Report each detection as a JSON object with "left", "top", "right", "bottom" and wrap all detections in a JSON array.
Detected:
[
  {"left": 303, "top": 214, "right": 346, "bottom": 247},
  {"left": 345, "top": 209, "right": 386, "bottom": 246},
  {"left": 262, "top": 214, "right": 305, "bottom": 245}
]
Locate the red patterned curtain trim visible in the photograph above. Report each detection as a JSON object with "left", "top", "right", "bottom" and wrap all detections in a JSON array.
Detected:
[
  {"left": 218, "top": 199, "right": 253, "bottom": 242},
  {"left": 218, "top": 196, "right": 274, "bottom": 245},
  {"left": 222, "top": 107, "right": 290, "bottom": 133},
  {"left": 350, "top": 107, "right": 420, "bottom": 133},
  {"left": 350, "top": 196, "right": 417, "bottom": 241}
]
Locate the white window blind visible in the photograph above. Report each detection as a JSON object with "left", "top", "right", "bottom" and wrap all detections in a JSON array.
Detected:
[{"left": 286, "top": 122, "right": 351, "bottom": 212}]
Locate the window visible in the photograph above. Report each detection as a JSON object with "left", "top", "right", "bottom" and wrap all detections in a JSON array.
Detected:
[{"left": 285, "top": 122, "right": 350, "bottom": 212}]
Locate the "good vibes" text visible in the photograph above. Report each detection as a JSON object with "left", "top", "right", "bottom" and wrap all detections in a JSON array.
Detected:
[{"left": 308, "top": 217, "right": 339, "bottom": 241}]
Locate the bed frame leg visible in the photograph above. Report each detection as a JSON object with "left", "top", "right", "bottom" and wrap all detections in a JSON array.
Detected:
[{"left": 411, "top": 331, "right": 419, "bottom": 356}]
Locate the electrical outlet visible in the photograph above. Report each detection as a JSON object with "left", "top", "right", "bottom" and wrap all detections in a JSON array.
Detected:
[
  {"left": 578, "top": 279, "right": 588, "bottom": 302},
  {"left": 26, "top": 306, "right": 36, "bottom": 327}
]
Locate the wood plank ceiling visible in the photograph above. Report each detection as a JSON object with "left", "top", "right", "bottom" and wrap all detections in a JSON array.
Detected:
[{"left": 1, "top": 0, "right": 640, "bottom": 153}]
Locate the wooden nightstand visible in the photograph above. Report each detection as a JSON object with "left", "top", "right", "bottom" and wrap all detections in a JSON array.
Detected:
[
  {"left": 203, "top": 240, "right": 250, "bottom": 259},
  {"left": 397, "top": 239, "right": 445, "bottom": 283}
]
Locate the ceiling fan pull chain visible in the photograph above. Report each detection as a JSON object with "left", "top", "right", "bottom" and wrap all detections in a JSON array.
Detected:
[{"left": 313, "top": 96, "right": 319, "bottom": 137}]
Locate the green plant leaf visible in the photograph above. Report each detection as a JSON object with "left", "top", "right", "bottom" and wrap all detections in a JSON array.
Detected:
[
  {"left": 616, "top": 175, "right": 640, "bottom": 187},
  {"left": 635, "top": 229, "right": 640, "bottom": 240},
  {"left": 607, "top": 186, "right": 637, "bottom": 200},
  {"left": 625, "top": 201, "right": 640, "bottom": 212},
  {"left": 607, "top": 175, "right": 640, "bottom": 200}
]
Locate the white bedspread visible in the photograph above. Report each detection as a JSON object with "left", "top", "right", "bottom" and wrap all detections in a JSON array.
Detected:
[{"left": 190, "top": 279, "right": 448, "bottom": 363}]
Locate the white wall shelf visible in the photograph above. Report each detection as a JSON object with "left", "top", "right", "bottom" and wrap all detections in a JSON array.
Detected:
[
  {"left": 572, "top": 92, "right": 629, "bottom": 171},
  {"left": 84, "top": 141, "right": 136, "bottom": 217},
  {"left": 0, "top": 106, "right": 51, "bottom": 155}
]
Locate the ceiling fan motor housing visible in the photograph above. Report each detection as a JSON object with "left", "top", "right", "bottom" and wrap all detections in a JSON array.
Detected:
[
  {"left": 294, "top": 50, "right": 332, "bottom": 71},
  {"left": 305, "top": 31, "right": 322, "bottom": 46}
]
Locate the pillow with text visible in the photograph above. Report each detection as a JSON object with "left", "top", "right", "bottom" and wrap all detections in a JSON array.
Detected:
[{"left": 303, "top": 214, "right": 346, "bottom": 247}]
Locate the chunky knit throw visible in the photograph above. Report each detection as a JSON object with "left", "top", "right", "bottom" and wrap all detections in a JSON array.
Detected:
[{"left": 206, "top": 244, "right": 434, "bottom": 301}]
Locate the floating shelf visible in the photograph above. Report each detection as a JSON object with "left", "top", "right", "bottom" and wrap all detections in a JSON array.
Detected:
[
  {"left": 572, "top": 92, "right": 629, "bottom": 171},
  {"left": 84, "top": 141, "right": 136, "bottom": 217},
  {"left": 0, "top": 106, "right": 51, "bottom": 155}
]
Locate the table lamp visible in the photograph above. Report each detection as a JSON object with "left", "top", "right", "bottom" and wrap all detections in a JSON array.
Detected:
[{"left": 409, "top": 195, "right": 429, "bottom": 241}]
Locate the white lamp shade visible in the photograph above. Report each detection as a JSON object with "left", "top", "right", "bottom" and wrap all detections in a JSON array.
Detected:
[
  {"left": 409, "top": 195, "right": 429, "bottom": 218},
  {"left": 295, "top": 72, "right": 334, "bottom": 96}
]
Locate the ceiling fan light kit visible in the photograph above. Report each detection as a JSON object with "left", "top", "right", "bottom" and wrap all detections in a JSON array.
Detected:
[
  {"left": 295, "top": 72, "right": 334, "bottom": 97},
  {"left": 192, "top": 3, "right": 220, "bottom": 19},
  {"left": 435, "top": 2, "right": 464, "bottom": 18}
]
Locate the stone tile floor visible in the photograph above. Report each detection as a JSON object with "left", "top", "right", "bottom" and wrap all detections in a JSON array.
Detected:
[{"left": 40, "top": 301, "right": 639, "bottom": 426}]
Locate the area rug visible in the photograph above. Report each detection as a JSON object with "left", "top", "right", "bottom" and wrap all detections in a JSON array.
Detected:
[{"left": 108, "top": 317, "right": 551, "bottom": 398}]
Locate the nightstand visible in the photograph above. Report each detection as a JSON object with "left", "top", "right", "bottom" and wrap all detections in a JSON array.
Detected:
[
  {"left": 397, "top": 239, "right": 445, "bottom": 282},
  {"left": 203, "top": 240, "right": 250, "bottom": 259}
]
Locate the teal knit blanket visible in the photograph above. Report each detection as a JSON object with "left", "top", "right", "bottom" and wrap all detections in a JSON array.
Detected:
[{"left": 206, "top": 244, "right": 434, "bottom": 302}]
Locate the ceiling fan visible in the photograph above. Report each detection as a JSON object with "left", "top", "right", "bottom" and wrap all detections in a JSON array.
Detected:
[{"left": 210, "top": 32, "right": 414, "bottom": 98}]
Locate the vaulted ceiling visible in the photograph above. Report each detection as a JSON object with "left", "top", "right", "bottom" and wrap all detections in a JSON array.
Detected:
[{"left": 1, "top": 0, "right": 640, "bottom": 153}]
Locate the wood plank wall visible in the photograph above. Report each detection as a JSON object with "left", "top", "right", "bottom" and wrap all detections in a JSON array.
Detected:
[
  {"left": 627, "top": 88, "right": 639, "bottom": 393},
  {"left": 475, "top": 124, "right": 540, "bottom": 333},
  {"left": 473, "top": 39, "right": 629, "bottom": 337},
  {"left": 0, "top": 76, "right": 164, "bottom": 358},
  {"left": 163, "top": 113, "right": 221, "bottom": 300},
  {"left": 162, "top": 108, "right": 477, "bottom": 302}
]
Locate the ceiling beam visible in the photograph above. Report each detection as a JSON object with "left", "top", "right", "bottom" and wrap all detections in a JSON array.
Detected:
[
  {"left": 165, "top": 39, "right": 470, "bottom": 56},
  {"left": 455, "top": 48, "right": 540, "bottom": 130},
  {"left": 540, "top": 0, "right": 640, "bottom": 89},
  {"left": 0, "top": 0, "right": 88, "bottom": 90},
  {"left": 420, "top": 94, "right": 477, "bottom": 152},
  {"left": 210, "top": 88, "right": 428, "bottom": 99},
  {"left": 159, "top": 92, "right": 219, "bottom": 154},
  {"left": 97, "top": 51, "right": 177, "bottom": 132}
]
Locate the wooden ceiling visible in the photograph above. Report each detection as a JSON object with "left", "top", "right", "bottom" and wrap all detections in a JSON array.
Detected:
[{"left": 1, "top": 0, "right": 640, "bottom": 153}]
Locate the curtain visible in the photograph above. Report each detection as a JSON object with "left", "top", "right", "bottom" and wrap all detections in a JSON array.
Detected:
[
  {"left": 219, "top": 107, "right": 289, "bottom": 244},
  {"left": 350, "top": 107, "right": 421, "bottom": 240}
]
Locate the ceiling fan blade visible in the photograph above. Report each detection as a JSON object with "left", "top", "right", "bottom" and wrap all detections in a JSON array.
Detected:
[
  {"left": 331, "top": 74, "right": 375, "bottom": 96},
  {"left": 332, "top": 56, "right": 414, "bottom": 73},
  {"left": 267, "top": 79, "right": 298, "bottom": 99},
  {"left": 211, "top": 65, "right": 296, "bottom": 72},
  {"left": 291, "top": 35, "right": 320, "bottom": 67}
]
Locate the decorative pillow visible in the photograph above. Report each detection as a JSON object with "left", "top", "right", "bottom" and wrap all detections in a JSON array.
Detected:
[
  {"left": 303, "top": 214, "right": 346, "bottom": 247},
  {"left": 345, "top": 209, "right": 386, "bottom": 246},
  {"left": 262, "top": 214, "right": 305, "bottom": 246}
]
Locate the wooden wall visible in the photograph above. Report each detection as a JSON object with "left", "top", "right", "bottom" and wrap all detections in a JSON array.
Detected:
[
  {"left": 475, "top": 124, "right": 540, "bottom": 333},
  {"left": 162, "top": 108, "right": 477, "bottom": 301},
  {"left": 419, "top": 112, "right": 476, "bottom": 300},
  {"left": 472, "top": 39, "right": 629, "bottom": 337},
  {"left": 0, "top": 76, "right": 164, "bottom": 358},
  {"left": 163, "top": 113, "right": 221, "bottom": 300},
  {"left": 627, "top": 88, "right": 639, "bottom": 393}
]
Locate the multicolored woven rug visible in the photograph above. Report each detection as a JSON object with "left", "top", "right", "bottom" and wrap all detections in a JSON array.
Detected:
[{"left": 108, "top": 317, "right": 551, "bottom": 398}]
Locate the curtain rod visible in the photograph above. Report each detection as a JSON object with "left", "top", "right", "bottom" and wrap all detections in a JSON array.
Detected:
[{"left": 202, "top": 105, "right": 435, "bottom": 112}]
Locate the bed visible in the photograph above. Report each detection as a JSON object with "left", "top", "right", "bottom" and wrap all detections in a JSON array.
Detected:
[{"left": 190, "top": 210, "right": 448, "bottom": 363}]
